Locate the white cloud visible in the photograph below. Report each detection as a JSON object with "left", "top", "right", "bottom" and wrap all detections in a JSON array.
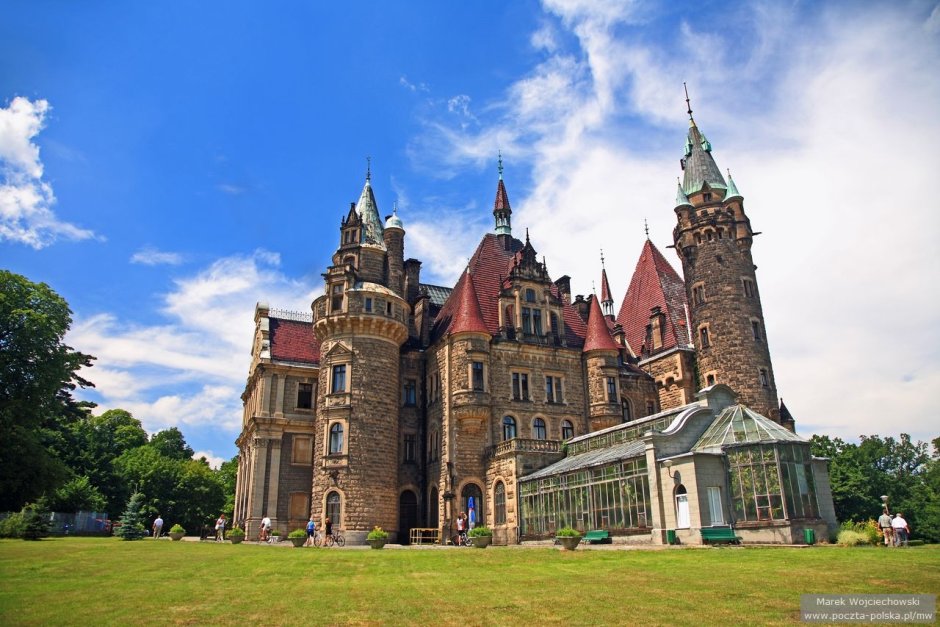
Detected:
[
  {"left": 193, "top": 451, "right": 226, "bottom": 469},
  {"left": 0, "top": 96, "right": 99, "bottom": 248},
  {"left": 131, "top": 247, "right": 185, "bottom": 266},
  {"left": 70, "top": 249, "right": 320, "bottom": 443},
  {"left": 402, "top": 1, "right": 940, "bottom": 444}
]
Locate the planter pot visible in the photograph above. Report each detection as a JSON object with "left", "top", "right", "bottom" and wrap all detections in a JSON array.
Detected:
[
  {"left": 169, "top": 532, "right": 185, "bottom": 541},
  {"left": 556, "top": 536, "right": 582, "bottom": 551},
  {"left": 471, "top": 536, "right": 492, "bottom": 548},
  {"left": 367, "top": 538, "right": 387, "bottom": 549},
  {"left": 230, "top": 536, "right": 244, "bottom": 544},
  {"left": 289, "top": 537, "right": 306, "bottom": 547}
]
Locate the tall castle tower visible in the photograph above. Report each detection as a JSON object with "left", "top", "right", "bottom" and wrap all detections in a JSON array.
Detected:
[
  {"left": 671, "top": 92, "right": 787, "bottom": 426},
  {"left": 310, "top": 170, "right": 410, "bottom": 543}
]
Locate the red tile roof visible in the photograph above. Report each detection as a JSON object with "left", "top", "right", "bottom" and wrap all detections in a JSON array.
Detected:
[
  {"left": 447, "top": 271, "right": 489, "bottom": 335},
  {"left": 600, "top": 267, "right": 613, "bottom": 305},
  {"left": 583, "top": 294, "right": 619, "bottom": 352},
  {"left": 433, "top": 233, "right": 587, "bottom": 347},
  {"left": 494, "top": 179, "right": 511, "bottom": 212},
  {"left": 615, "top": 239, "right": 691, "bottom": 356},
  {"left": 269, "top": 318, "right": 320, "bottom": 365}
]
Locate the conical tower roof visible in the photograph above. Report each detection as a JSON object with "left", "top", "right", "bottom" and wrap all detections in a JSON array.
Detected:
[
  {"left": 724, "top": 170, "right": 742, "bottom": 202},
  {"left": 448, "top": 269, "right": 489, "bottom": 336},
  {"left": 675, "top": 179, "right": 692, "bottom": 208},
  {"left": 616, "top": 239, "right": 691, "bottom": 356},
  {"left": 356, "top": 173, "right": 386, "bottom": 248},
  {"left": 682, "top": 118, "right": 727, "bottom": 196},
  {"left": 583, "top": 294, "right": 619, "bottom": 352},
  {"left": 493, "top": 154, "right": 512, "bottom": 235}
]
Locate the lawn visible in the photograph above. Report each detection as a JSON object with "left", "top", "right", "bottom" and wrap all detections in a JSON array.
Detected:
[{"left": 0, "top": 539, "right": 938, "bottom": 626}]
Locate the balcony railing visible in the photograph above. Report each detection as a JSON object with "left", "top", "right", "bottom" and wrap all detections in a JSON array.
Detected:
[{"left": 489, "top": 438, "right": 562, "bottom": 458}]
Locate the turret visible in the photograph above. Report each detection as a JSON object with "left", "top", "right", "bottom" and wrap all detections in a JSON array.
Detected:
[
  {"left": 384, "top": 205, "right": 405, "bottom": 297},
  {"left": 493, "top": 154, "right": 512, "bottom": 243},
  {"left": 583, "top": 295, "right": 622, "bottom": 431}
]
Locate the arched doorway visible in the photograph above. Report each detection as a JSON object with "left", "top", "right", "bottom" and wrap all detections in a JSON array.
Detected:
[
  {"left": 675, "top": 484, "right": 690, "bottom": 529},
  {"left": 461, "top": 483, "right": 484, "bottom": 529},
  {"left": 428, "top": 486, "right": 439, "bottom": 529},
  {"left": 399, "top": 490, "right": 418, "bottom": 545}
]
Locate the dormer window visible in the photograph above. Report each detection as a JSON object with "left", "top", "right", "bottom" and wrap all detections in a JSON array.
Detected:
[
  {"left": 525, "top": 288, "right": 536, "bottom": 303},
  {"left": 703, "top": 192, "right": 712, "bottom": 202}
]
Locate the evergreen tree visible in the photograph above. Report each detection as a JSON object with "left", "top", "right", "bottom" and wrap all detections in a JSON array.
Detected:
[
  {"left": 116, "top": 492, "right": 148, "bottom": 540},
  {"left": 20, "top": 502, "right": 51, "bottom": 541}
]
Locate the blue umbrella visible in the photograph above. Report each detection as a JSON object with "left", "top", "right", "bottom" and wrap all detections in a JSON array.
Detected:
[{"left": 467, "top": 496, "right": 476, "bottom": 527}]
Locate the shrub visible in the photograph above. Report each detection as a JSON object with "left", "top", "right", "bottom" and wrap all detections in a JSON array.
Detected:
[
  {"left": 287, "top": 529, "right": 306, "bottom": 539},
  {"left": 0, "top": 512, "right": 25, "bottom": 538},
  {"left": 468, "top": 526, "right": 492, "bottom": 537},
  {"left": 908, "top": 539, "right": 925, "bottom": 547},
  {"left": 556, "top": 527, "right": 581, "bottom": 537},
  {"left": 229, "top": 526, "right": 244, "bottom": 537},
  {"left": 367, "top": 526, "right": 389, "bottom": 541},
  {"left": 839, "top": 520, "right": 879, "bottom": 545},
  {"left": 21, "top": 503, "right": 51, "bottom": 541},
  {"left": 836, "top": 530, "right": 871, "bottom": 547},
  {"left": 270, "top": 529, "right": 280, "bottom": 536},
  {"left": 169, "top": 524, "right": 185, "bottom": 534},
  {"left": 116, "top": 493, "right": 148, "bottom": 541}
]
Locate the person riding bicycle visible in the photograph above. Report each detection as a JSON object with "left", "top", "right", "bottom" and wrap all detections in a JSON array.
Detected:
[
  {"left": 260, "top": 514, "right": 271, "bottom": 542},
  {"left": 456, "top": 512, "right": 467, "bottom": 545}
]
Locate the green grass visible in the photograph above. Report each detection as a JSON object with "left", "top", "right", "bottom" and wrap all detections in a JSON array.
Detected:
[{"left": 0, "top": 539, "right": 938, "bottom": 625}]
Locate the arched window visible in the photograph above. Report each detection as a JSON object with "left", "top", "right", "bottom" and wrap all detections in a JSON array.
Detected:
[
  {"left": 561, "top": 420, "right": 574, "bottom": 440},
  {"left": 675, "top": 484, "right": 690, "bottom": 529},
  {"left": 326, "top": 491, "right": 342, "bottom": 527},
  {"left": 329, "top": 423, "right": 344, "bottom": 454},
  {"left": 494, "top": 481, "right": 506, "bottom": 524},
  {"left": 533, "top": 417, "right": 546, "bottom": 440},
  {"left": 502, "top": 416, "right": 516, "bottom": 441},
  {"left": 622, "top": 399, "right": 633, "bottom": 422}
]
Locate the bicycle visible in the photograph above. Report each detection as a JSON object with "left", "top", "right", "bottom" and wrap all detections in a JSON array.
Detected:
[
  {"left": 453, "top": 531, "right": 473, "bottom": 547},
  {"left": 324, "top": 530, "right": 345, "bottom": 547}
]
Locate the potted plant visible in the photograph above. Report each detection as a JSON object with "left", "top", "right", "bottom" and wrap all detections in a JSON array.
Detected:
[
  {"left": 366, "top": 526, "right": 388, "bottom": 549},
  {"left": 468, "top": 526, "right": 493, "bottom": 548},
  {"left": 229, "top": 526, "right": 245, "bottom": 544},
  {"left": 555, "top": 527, "right": 582, "bottom": 551},
  {"left": 287, "top": 528, "right": 307, "bottom": 547},
  {"left": 270, "top": 529, "right": 281, "bottom": 543},
  {"left": 168, "top": 524, "right": 186, "bottom": 541}
]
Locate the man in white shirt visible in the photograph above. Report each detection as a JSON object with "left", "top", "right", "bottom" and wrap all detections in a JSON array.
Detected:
[
  {"left": 152, "top": 515, "right": 164, "bottom": 539},
  {"left": 890, "top": 513, "right": 909, "bottom": 546},
  {"left": 260, "top": 515, "right": 272, "bottom": 542}
]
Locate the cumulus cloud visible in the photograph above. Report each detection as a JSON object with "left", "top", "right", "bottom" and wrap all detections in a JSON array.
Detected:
[
  {"left": 131, "top": 246, "right": 185, "bottom": 266},
  {"left": 193, "top": 451, "right": 226, "bottom": 469},
  {"left": 0, "top": 96, "right": 98, "bottom": 248},
  {"left": 402, "top": 1, "right": 940, "bottom": 443},
  {"left": 70, "top": 249, "right": 320, "bottom": 450}
]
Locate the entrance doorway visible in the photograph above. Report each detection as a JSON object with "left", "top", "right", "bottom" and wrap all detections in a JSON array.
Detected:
[
  {"left": 675, "top": 484, "right": 690, "bottom": 529},
  {"left": 399, "top": 490, "right": 418, "bottom": 545}
]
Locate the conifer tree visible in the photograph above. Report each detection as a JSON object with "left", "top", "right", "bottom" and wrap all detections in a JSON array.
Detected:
[{"left": 116, "top": 492, "right": 147, "bottom": 540}]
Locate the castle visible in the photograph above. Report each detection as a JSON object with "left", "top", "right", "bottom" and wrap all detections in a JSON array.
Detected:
[{"left": 233, "top": 105, "right": 837, "bottom": 546}]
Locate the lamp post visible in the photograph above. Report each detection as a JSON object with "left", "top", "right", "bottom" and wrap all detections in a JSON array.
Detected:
[{"left": 880, "top": 495, "right": 889, "bottom": 515}]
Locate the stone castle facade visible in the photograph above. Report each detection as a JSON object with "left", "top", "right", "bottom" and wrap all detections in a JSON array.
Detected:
[{"left": 233, "top": 108, "right": 834, "bottom": 545}]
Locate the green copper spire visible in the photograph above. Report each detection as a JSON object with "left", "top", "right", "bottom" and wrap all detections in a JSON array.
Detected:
[
  {"left": 725, "top": 169, "right": 742, "bottom": 202},
  {"left": 675, "top": 178, "right": 692, "bottom": 208}
]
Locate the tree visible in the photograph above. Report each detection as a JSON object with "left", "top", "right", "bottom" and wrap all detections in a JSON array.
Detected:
[
  {"left": 217, "top": 456, "right": 238, "bottom": 518},
  {"left": 47, "top": 476, "right": 107, "bottom": 513},
  {"left": 149, "top": 428, "right": 194, "bottom": 461},
  {"left": 116, "top": 492, "right": 148, "bottom": 540},
  {"left": 0, "top": 271, "right": 95, "bottom": 510}
]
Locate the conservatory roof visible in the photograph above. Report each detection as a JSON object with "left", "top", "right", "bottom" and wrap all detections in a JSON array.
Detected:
[
  {"left": 520, "top": 440, "right": 646, "bottom": 482},
  {"left": 693, "top": 404, "right": 805, "bottom": 452}
]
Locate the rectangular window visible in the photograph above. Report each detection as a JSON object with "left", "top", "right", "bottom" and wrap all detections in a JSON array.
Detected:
[
  {"left": 743, "top": 279, "right": 755, "bottom": 298},
  {"left": 292, "top": 436, "right": 312, "bottom": 464},
  {"left": 364, "top": 297, "right": 373, "bottom": 313},
  {"left": 331, "top": 364, "right": 347, "bottom": 394},
  {"left": 289, "top": 492, "right": 309, "bottom": 522},
  {"left": 513, "top": 372, "right": 530, "bottom": 401},
  {"left": 546, "top": 376, "right": 563, "bottom": 403},
  {"left": 707, "top": 487, "right": 724, "bottom": 525},
  {"left": 297, "top": 382, "right": 313, "bottom": 409},
  {"left": 386, "top": 301, "right": 393, "bottom": 316},
  {"left": 471, "top": 361, "right": 485, "bottom": 391},
  {"left": 760, "top": 368, "right": 769, "bottom": 388},
  {"left": 521, "top": 307, "right": 532, "bottom": 334},
  {"left": 403, "top": 433, "right": 417, "bottom": 463},
  {"left": 692, "top": 284, "right": 705, "bottom": 306},
  {"left": 646, "top": 400, "right": 656, "bottom": 415},
  {"left": 606, "top": 377, "right": 617, "bottom": 401},
  {"left": 752, "top": 320, "right": 762, "bottom": 341},
  {"left": 533, "top": 309, "right": 543, "bottom": 335},
  {"left": 331, "top": 283, "right": 344, "bottom": 312},
  {"left": 403, "top": 379, "right": 417, "bottom": 406},
  {"left": 699, "top": 326, "right": 710, "bottom": 348}
]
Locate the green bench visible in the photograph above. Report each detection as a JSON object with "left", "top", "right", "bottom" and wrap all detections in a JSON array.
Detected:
[
  {"left": 583, "top": 530, "right": 611, "bottom": 544},
  {"left": 700, "top": 526, "right": 742, "bottom": 545}
]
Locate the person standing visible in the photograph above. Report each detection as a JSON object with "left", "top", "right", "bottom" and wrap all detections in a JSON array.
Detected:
[
  {"left": 878, "top": 510, "right": 893, "bottom": 546},
  {"left": 305, "top": 517, "right": 317, "bottom": 547},
  {"left": 891, "top": 513, "right": 910, "bottom": 547},
  {"left": 456, "top": 511, "right": 467, "bottom": 545},
  {"left": 215, "top": 514, "right": 227, "bottom": 542},
  {"left": 152, "top": 514, "right": 164, "bottom": 539},
  {"left": 324, "top": 517, "right": 333, "bottom": 545},
  {"left": 260, "top": 514, "right": 271, "bottom": 542}
]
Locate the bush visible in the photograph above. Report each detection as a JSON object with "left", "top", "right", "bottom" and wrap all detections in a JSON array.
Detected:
[
  {"left": 287, "top": 529, "right": 306, "bottom": 539},
  {"left": 367, "top": 526, "right": 388, "bottom": 541},
  {"left": 908, "top": 539, "right": 925, "bottom": 547},
  {"left": 836, "top": 530, "right": 871, "bottom": 547},
  {"left": 21, "top": 503, "right": 51, "bottom": 540},
  {"left": 169, "top": 524, "right": 185, "bottom": 534},
  {"left": 468, "top": 526, "right": 492, "bottom": 537},
  {"left": 0, "top": 512, "right": 25, "bottom": 538},
  {"left": 839, "top": 520, "right": 879, "bottom": 545},
  {"left": 228, "top": 526, "right": 244, "bottom": 537},
  {"left": 556, "top": 527, "right": 581, "bottom": 537},
  {"left": 270, "top": 529, "right": 280, "bottom": 536}
]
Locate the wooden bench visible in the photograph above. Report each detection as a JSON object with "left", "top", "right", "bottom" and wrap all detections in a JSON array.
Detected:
[
  {"left": 700, "top": 527, "right": 742, "bottom": 545},
  {"left": 583, "top": 530, "right": 611, "bottom": 544}
]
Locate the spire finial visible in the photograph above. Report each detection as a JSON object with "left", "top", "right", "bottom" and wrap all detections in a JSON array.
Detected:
[
  {"left": 525, "top": 227, "right": 530, "bottom": 244},
  {"left": 592, "top": 280, "right": 597, "bottom": 295},
  {"left": 600, "top": 248, "right": 606, "bottom": 269},
  {"left": 684, "top": 82, "right": 694, "bottom": 122},
  {"left": 498, "top": 151, "right": 504, "bottom": 180},
  {"left": 644, "top": 218, "right": 650, "bottom": 240},
  {"left": 366, "top": 156, "right": 371, "bottom": 182},
  {"left": 393, "top": 200, "right": 398, "bottom": 215}
]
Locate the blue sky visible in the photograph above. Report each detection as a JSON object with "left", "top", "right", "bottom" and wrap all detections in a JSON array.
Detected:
[{"left": 3, "top": 1, "right": 939, "bottom": 466}]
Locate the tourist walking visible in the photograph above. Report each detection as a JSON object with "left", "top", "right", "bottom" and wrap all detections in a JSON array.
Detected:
[
  {"left": 305, "top": 517, "right": 317, "bottom": 547},
  {"left": 891, "top": 513, "right": 909, "bottom": 546},
  {"left": 215, "top": 514, "right": 227, "bottom": 542},
  {"left": 878, "top": 510, "right": 893, "bottom": 546},
  {"left": 152, "top": 514, "right": 164, "bottom": 539},
  {"left": 456, "top": 511, "right": 467, "bottom": 545}
]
